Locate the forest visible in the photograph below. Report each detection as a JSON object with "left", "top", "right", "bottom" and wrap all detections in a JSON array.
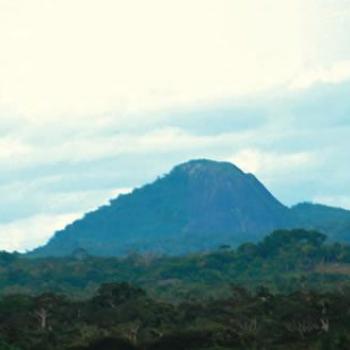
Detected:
[{"left": 2, "top": 229, "right": 350, "bottom": 349}]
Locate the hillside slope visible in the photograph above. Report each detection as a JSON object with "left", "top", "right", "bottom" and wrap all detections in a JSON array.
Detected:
[
  {"left": 290, "top": 202, "right": 350, "bottom": 242},
  {"left": 31, "top": 159, "right": 291, "bottom": 256}
]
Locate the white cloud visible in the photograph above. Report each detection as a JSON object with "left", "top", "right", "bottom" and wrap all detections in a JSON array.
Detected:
[
  {"left": 290, "top": 61, "right": 350, "bottom": 90},
  {"left": 0, "top": 0, "right": 316, "bottom": 119},
  {"left": 313, "top": 195, "right": 350, "bottom": 211},
  {"left": 0, "top": 213, "right": 80, "bottom": 252},
  {"left": 0, "top": 127, "right": 254, "bottom": 169},
  {"left": 0, "top": 137, "right": 33, "bottom": 160},
  {"left": 0, "top": 178, "right": 131, "bottom": 220},
  {"left": 228, "top": 148, "right": 314, "bottom": 175},
  {"left": 0, "top": 187, "right": 131, "bottom": 252}
]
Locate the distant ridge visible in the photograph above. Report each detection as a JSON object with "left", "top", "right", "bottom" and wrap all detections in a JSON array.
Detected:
[{"left": 30, "top": 159, "right": 350, "bottom": 257}]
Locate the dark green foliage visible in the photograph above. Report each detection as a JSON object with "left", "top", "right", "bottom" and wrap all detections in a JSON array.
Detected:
[
  {"left": 147, "top": 330, "right": 214, "bottom": 350},
  {"left": 2, "top": 282, "right": 350, "bottom": 349},
  {"left": 3, "top": 230, "right": 350, "bottom": 300},
  {"left": 3, "top": 230, "right": 350, "bottom": 349},
  {"left": 0, "top": 252, "right": 20, "bottom": 266},
  {"left": 75, "top": 337, "right": 138, "bottom": 350},
  {"left": 92, "top": 283, "right": 146, "bottom": 308},
  {"left": 0, "top": 338, "right": 21, "bottom": 350},
  {"left": 258, "top": 229, "right": 327, "bottom": 257}
]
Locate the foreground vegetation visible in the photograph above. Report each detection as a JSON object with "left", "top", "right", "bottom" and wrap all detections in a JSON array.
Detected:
[
  {"left": 2, "top": 229, "right": 350, "bottom": 349},
  {"left": 1, "top": 283, "right": 350, "bottom": 349}
]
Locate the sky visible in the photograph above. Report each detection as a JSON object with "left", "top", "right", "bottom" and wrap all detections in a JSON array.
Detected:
[{"left": 0, "top": 0, "right": 350, "bottom": 252}]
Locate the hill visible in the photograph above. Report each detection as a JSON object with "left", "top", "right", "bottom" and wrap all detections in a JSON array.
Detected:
[
  {"left": 31, "top": 160, "right": 291, "bottom": 256},
  {"left": 30, "top": 159, "right": 350, "bottom": 257},
  {"left": 291, "top": 202, "right": 350, "bottom": 241}
]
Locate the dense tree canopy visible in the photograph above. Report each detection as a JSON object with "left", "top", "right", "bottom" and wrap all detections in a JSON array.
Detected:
[
  {"left": 2, "top": 230, "right": 350, "bottom": 349},
  {"left": 1, "top": 282, "right": 350, "bottom": 349}
]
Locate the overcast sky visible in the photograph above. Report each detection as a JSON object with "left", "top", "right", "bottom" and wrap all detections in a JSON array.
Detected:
[{"left": 0, "top": 0, "right": 350, "bottom": 252}]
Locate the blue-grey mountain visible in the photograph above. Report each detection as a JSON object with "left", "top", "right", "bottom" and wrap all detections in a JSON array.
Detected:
[{"left": 30, "top": 159, "right": 350, "bottom": 257}]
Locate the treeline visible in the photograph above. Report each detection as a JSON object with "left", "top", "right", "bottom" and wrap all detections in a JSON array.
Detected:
[
  {"left": 1, "top": 282, "right": 350, "bottom": 349},
  {"left": 1, "top": 229, "right": 350, "bottom": 300}
]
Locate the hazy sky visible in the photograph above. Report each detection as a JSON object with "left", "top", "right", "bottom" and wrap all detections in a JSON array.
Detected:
[{"left": 0, "top": 0, "right": 350, "bottom": 251}]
